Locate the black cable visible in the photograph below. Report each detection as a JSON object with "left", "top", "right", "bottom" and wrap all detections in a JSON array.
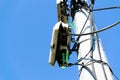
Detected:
[
  {"left": 70, "top": 46, "right": 94, "bottom": 68},
  {"left": 89, "top": 3, "right": 99, "bottom": 78},
  {"left": 91, "top": 0, "right": 95, "bottom": 5},
  {"left": 89, "top": 59, "right": 119, "bottom": 80},
  {"left": 71, "top": 20, "right": 120, "bottom": 36},
  {"left": 92, "top": 6, "right": 120, "bottom": 11},
  {"left": 79, "top": 38, "right": 91, "bottom": 44},
  {"left": 78, "top": 65, "right": 84, "bottom": 77},
  {"left": 96, "top": 32, "right": 108, "bottom": 80},
  {"left": 69, "top": 57, "right": 119, "bottom": 80},
  {"left": 71, "top": 11, "right": 91, "bottom": 51},
  {"left": 68, "top": 55, "right": 120, "bottom": 79},
  {"left": 68, "top": 62, "right": 97, "bottom": 80},
  {"left": 105, "top": 64, "right": 119, "bottom": 80},
  {"left": 77, "top": 47, "right": 93, "bottom": 63},
  {"left": 71, "top": 1, "right": 95, "bottom": 51}
]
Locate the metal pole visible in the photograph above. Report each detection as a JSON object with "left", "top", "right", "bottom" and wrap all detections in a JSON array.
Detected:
[{"left": 73, "top": 2, "right": 113, "bottom": 80}]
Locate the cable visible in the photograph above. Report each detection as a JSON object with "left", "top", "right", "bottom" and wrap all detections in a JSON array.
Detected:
[
  {"left": 92, "top": 6, "right": 120, "bottom": 11},
  {"left": 77, "top": 48, "right": 92, "bottom": 63},
  {"left": 91, "top": 0, "right": 95, "bottom": 5},
  {"left": 69, "top": 21, "right": 76, "bottom": 30},
  {"left": 88, "top": 59, "right": 119, "bottom": 80},
  {"left": 71, "top": 10, "right": 91, "bottom": 51},
  {"left": 89, "top": 9, "right": 98, "bottom": 79},
  {"left": 105, "top": 64, "right": 119, "bottom": 80},
  {"left": 68, "top": 57, "right": 119, "bottom": 80},
  {"left": 71, "top": 38, "right": 91, "bottom": 47},
  {"left": 78, "top": 38, "right": 91, "bottom": 44},
  {"left": 71, "top": 1, "right": 96, "bottom": 51},
  {"left": 71, "top": 20, "right": 120, "bottom": 36},
  {"left": 96, "top": 31, "right": 108, "bottom": 80}
]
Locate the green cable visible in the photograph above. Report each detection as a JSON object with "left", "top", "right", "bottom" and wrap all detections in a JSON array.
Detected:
[
  {"left": 66, "top": 49, "right": 69, "bottom": 63},
  {"left": 61, "top": 49, "right": 69, "bottom": 66},
  {"left": 68, "top": 21, "right": 75, "bottom": 30},
  {"left": 62, "top": 53, "right": 65, "bottom": 64},
  {"left": 61, "top": 53, "right": 66, "bottom": 68}
]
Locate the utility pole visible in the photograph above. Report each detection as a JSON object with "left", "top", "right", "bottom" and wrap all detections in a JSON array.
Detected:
[{"left": 73, "top": 0, "right": 113, "bottom": 80}]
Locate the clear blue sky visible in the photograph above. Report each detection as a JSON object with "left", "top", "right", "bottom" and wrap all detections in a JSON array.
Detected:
[{"left": 0, "top": 0, "right": 120, "bottom": 80}]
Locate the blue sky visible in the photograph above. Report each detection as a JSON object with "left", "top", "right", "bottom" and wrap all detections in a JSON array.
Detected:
[{"left": 0, "top": 0, "right": 120, "bottom": 80}]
